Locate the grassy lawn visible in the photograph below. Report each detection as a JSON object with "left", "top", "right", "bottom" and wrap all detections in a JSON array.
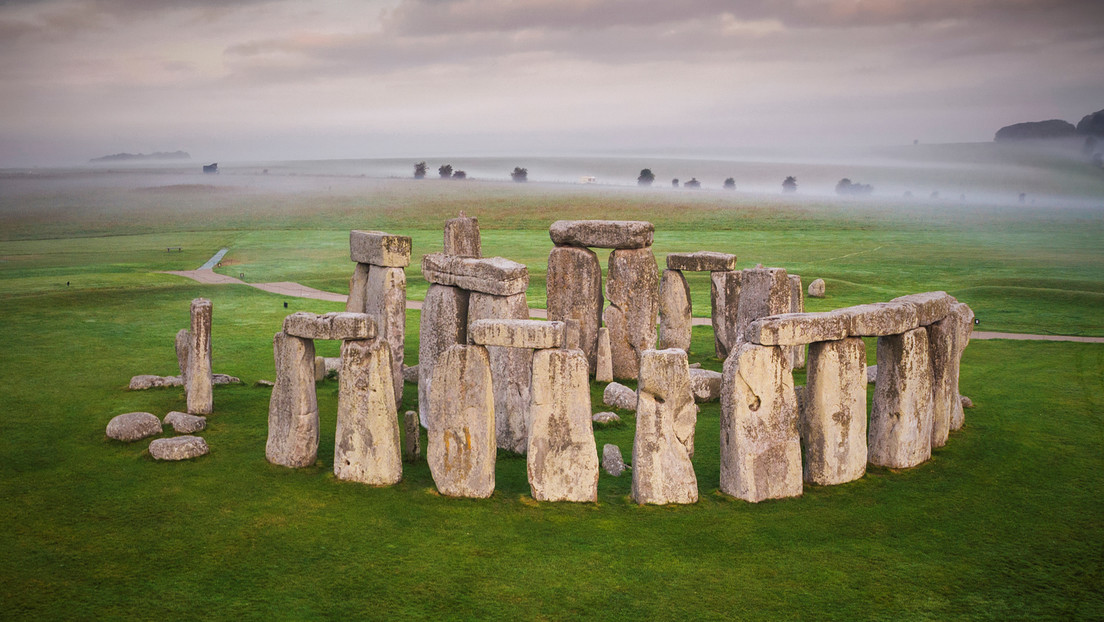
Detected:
[{"left": 0, "top": 172, "right": 1102, "bottom": 619}]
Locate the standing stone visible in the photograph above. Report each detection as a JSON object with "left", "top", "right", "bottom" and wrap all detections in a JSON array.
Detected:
[
  {"left": 469, "top": 292, "right": 534, "bottom": 454},
  {"left": 175, "top": 329, "right": 190, "bottom": 383},
  {"left": 266, "top": 332, "right": 319, "bottom": 468},
  {"left": 719, "top": 342, "right": 803, "bottom": 502},
  {"left": 604, "top": 247, "right": 659, "bottom": 379},
  {"left": 789, "top": 275, "right": 806, "bottom": 369},
  {"left": 403, "top": 411, "right": 421, "bottom": 462},
  {"left": 658, "top": 269, "right": 692, "bottom": 352},
  {"left": 346, "top": 262, "right": 371, "bottom": 313},
  {"left": 186, "top": 298, "right": 213, "bottom": 415},
  {"left": 595, "top": 327, "right": 613, "bottom": 383},
  {"left": 313, "top": 356, "right": 327, "bottom": 382},
  {"left": 546, "top": 246, "right": 603, "bottom": 371},
  {"left": 808, "top": 278, "right": 826, "bottom": 298},
  {"left": 527, "top": 348, "right": 600, "bottom": 502},
  {"left": 928, "top": 314, "right": 957, "bottom": 449},
  {"left": 365, "top": 266, "right": 407, "bottom": 409},
  {"left": 427, "top": 345, "right": 496, "bottom": 498},
  {"left": 631, "top": 349, "right": 699, "bottom": 505},
  {"left": 602, "top": 444, "right": 627, "bottom": 477},
  {"left": 417, "top": 284, "right": 469, "bottom": 428},
  {"left": 710, "top": 270, "right": 740, "bottom": 359},
  {"left": 734, "top": 268, "right": 791, "bottom": 349},
  {"left": 801, "top": 338, "right": 867, "bottom": 485},
  {"left": 870, "top": 327, "right": 934, "bottom": 469},
  {"left": 949, "top": 303, "right": 975, "bottom": 431},
  {"left": 334, "top": 338, "right": 402, "bottom": 486},
  {"left": 444, "top": 213, "right": 481, "bottom": 258}
]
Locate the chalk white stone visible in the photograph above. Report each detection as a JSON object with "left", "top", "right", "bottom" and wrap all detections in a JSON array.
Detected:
[
  {"left": 527, "top": 348, "right": 599, "bottom": 502},
  {"left": 869, "top": 327, "right": 934, "bottom": 468},
  {"left": 427, "top": 345, "right": 496, "bottom": 498},
  {"left": 801, "top": 338, "right": 867, "bottom": 485},
  {"left": 334, "top": 338, "right": 402, "bottom": 486}
]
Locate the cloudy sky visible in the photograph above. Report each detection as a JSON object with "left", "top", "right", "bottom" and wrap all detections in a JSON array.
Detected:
[{"left": 1, "top": 0, "right": 1102, "bottom": 166}]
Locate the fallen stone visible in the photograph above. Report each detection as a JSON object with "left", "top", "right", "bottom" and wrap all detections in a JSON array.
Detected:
[
  {"left": 469, "top": 291, "right": 534, "bottom": 454},
  {"left": 403, "top": 410, "right": 421, "bottom": 462},
  {"left": 592, "top": 412, "right": 621, "bottom": 424},
  {"left": 549, "top": 219, "right": 654, "bottom": 249},
  {"left": 468, "top": 319, "right": 565, "bottom": 349},
  {"left": 443, "top": 213, "right": 481, "bottom": 257},
  {"left": 866, "top": 364, "right": 878, "bottom": 384},
  {"left": 711, "top": 270, "right": 741, "bottom": 358},
  {"left": 604, "top": 247, "right": 659, "bottom": 379},
  {"left": 164, "top": 411, "right": 206, "bottom": 434},
  {"left": 960, "top": 395, "right": 974, "bottom": 409},
  {"left": 418, "top": 284, "right": 469, "bottom": 427},
  {"left": 402, "top": 364, "right": 418, "bottom": 384},
  {"left": 808, "top": 278, "right": 826, "bottom": 298},
  {"left": 744, "top": 312, "right": 849, "bottom": 346},
  {"left": 421, "top": 253, "right": 529, "bottom": 296},
  {"left": 891, "top": 291, "right": 954, "bottom": 326},
  {"left": 658, "top": 269, "right": 692, "bottom": 351},
  {"left": 349, "top": 230, "right": 412, "bottom": 267},
  {"left": 266, "top": 332, "right": 319, "bottom": 468},
  {"left": 129, "top": 374, "right": 183, "bottom": 390},
  {"left": 149, "top": 435, "right": 209, "bottom": 461},
  {"left": 527, "top": 348, "right": 599, "bottom": 502},
  {"left": 602, "top": 444, "right": 628, "bottom": 477},
  {"left": 631, "top": 348, "right": 698, "bottom": 505},
  {"left": 546, "top": 246, "right": 603, "bottom": 371},
  {"left": 427, "top": 345, "right": 496, "bottom": 498},
  {"left": 256, "top": 379, "right": 275, "bottom": 387},
  {"left": 345, "top": 262, "right": 370, "bottom": 313},
  {"left": 186, "top": 298, "right": 213, "bottom": 416},
  {"left": 282, "top": 311, "right": 377, "bottom": 341},
  {"left": 665, "top": 251, "right": 737, "bottom": 272},
  {"left": 364, "top": 265, "right": 407, "bottom": 408},
  {"left": 595, "top": 327, "right": 613, "bottom": 383},
  {"left": 832, "top": 302, "right": 918, "bottom": 337},
  {"left": 688, "top": 368, "right": 722, "bottom": 402},
  {"left": 106, "top": 412, "right": 162, "bottom": 442},
  {"left": 869, "top": 327, "right": 934, "bottom": 469},
  {"left": 801, "top": 337, "right": 867, "bottom": 485},
  {"left": 334, "top": 337, "right": 402, "bottom": 486},
  {"left": 603, "top": 382, "right": 637, "bottom": 411},
  {"left": 213, "top": 374, "right": 241, "bottom": 385}
]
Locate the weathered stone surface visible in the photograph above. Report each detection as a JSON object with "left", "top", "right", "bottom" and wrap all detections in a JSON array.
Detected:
[
  {"left": 549, "top": 219, "right": 654, "bottom": 249},
  {"left": 789, "top": 275, "right": 806, "bottom": 369},
  {"left": 744, "top": 312, "right": 849, "bottom": 346},
  {"left": 106, "top": 412, "right": 162, "bottom": 442},
  {"left": 631, "top": 349, "right": 698, "bottom": 505},
  {"left": 603, "top": 382, "right": 637, "bottom": 411},
  {"left": 444, "top": 213, "right": 481, "bottom": 258},
  {"left": 563, "top": 318, "right": 581, "bottom": 351},
  {"left": 421, "top": 253, "right": 529, "bottom": 296},
  {"left": 869, "top": 327, "right": 934, "bottom": 468},
  {"left": 710, "top": 270, "right": 741, "bottom": 358},
  {"left": 427, "top": 345, "right": 496, "bottom": 498},
  {"left": 349, "top": 230, "right": 412, "bottom": 267},
  {"left": 595, "top": 327, "right": 613, "bottom": 383},
  {"left": 175, "top": 328, "right": 190, "bottom": 381},
  {"left": 364, "top": 265, "right": 406, "bottom": 408},
  {"left": 808, "top": 278, "right": 826, "bottom": 298},
  {"left": 801, "top": 338, "right": 867, "bottom": 485},
  {"left": 129, "top": 374, "right": 183, "bottom": 390},
  {"left": 602, "top": 444, "right": 627, "bottom": 477},
  {"left": 604, "top": 247, "right": 659, "bottom": 379},
  {"left": 257, "top": 379, "right": 275, "bottom": 387},
  {"left": 403, "top": 410, "right": 421, "bottom": 462},
  {"left": 527, "top": 348, "right": 599, "bottom": 502},
  {"left": 283, "top": 311, "right": 377, "bottom": 341},
  {"left": 867, "top": 364, "right": 878, "bottom": 384},
  {"left": 832, "top": 302, "right": 918, "bottom": 337},
  {"left": 666, "top": 251, "right": 737, "bottom": 272},
  {"left": 720, "top": 342, "right": 803, "bottom": 502},
  {"left": 892, "top": 291, "right": 954, "bottom": 327},
  {"left": 960, "top": 395, "right": 974, "bottom": 409},
  {"left": 313, "top": 356, "right": 327, "bottom": 382},
  {"left": 468, "top": 319, "right": 564, "bottom": 349},
  {"left": 658, "top": 269, "right": 692, "bottom": 351},
  {"left": 186, "top": 298, "right": 213, "bottom": 415},
  {"left": 546, "top": 246, "right": 602, "bottom": 371},
  {"left": 689, "top": 368, "right": 722, "bottom": 403},
  {"left": 417, "top": 284, "right": 469, "bottom": 428},
  {"left": 149, "top": 435, "right": 209, "bottom": 461},
  {"left": 592, "top": 412, "right": 621, "bottom": 424},
  {"left": 734, "top": 268, "right": 792, "bottom": 350},
  {"left": 469, "top": 292, "right": 533, "bottom": 454},
  {"left": 334, "top": 338, "right": 402, "bottom": 486},
  {"left": 928, "top": 313, "right": 958, "bottom": 449},
  {"left": 948, "top": 302, "right": 975, "bottom": 432},
  {"left": 345, "top": 262, "right": 370, "bottom": 313},
  {"left": 164, "top": 411, "right": 206, "bottom": 434},
  {"left": 266, "top": 332, "right": 319, "bottom": 468},
  {"left": 402, "top": 364, "right": 418, "bottom": 384}
]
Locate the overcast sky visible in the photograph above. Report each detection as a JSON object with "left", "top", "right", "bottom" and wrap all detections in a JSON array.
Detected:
[{"left": 1, "top": 0, "right": 1102, "bottom": 166}]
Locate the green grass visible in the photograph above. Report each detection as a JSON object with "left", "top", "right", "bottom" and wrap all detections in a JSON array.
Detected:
[{"left": 0, "top": 172, "right": 1102, "bottom": 619}]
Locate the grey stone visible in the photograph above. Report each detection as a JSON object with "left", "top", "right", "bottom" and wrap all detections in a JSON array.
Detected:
[
  {"left": 266, "top": 332, "right": 319, "bottom": 468},
  {"left": 891, "top": 291, "right": 954, "bottom": 327},
  {"left": 631, "top": 349, "right": 698, "bottom": 505},
  {"left": 417, "top": 284, "right": 469, "bottom": 428},
  {"left": 164, "top": 411, "right": 206, "bottom": 434},
  {"left": 869, "top": 327, "right": 934, "bottom": 468},
  {"left": 808, "top": 278, "right": 826, "bottom": 298},
  {"left": 283, "top": 311, "right": 377, "bottom": 341},
  {"left": 421, "top": 253, "right": 529, "bottom": 296},
  {"left": 444, "top": 213, "right": 481, "bottom": 258},
  {"left": 603, "top": 381, "right": 637, "bottom": 411},
  {"left": 801, "top": 338, "right": 867, "bottom": 485},
  {"left": 592, "top": 412, "right": 621, "bottom": 424},
  {"left": 149, "top": 435, "right": 209, "bottom": 461},
  {"left": 427, "top": 345, "right": 496, "bottom": 498},
  {"left": 549, "top": 219, "right": 654, "bottom": 249},
  {"left": 212, "top": 374, "right": 241, "bottom": 385},
  {"left": 186, "top": 298, "right": 213, "bottom": 415},
  {"left": 527, "top": 348, "right": 600, "bottom": 502},
  {"left": 364, "top": 265, "right": 407, "bottom": 408},
  {"left": 546, "top": 246, "right": 603, "bottom": 371},
  {"left": 313, "top": 356, "right": 327, "bottom": 382},
  {"left": 128, "top": 374, "right": 183, "bottom": 390},
  {"left": 867, "top": 364, "right": 878, "bottom": 384},
  {"left": 345, "top": 262, "right": 371, "bottom": 313},
  {"left": 402, "top": 364, "right": 418, "bottom": 384},
  {"left": 256, "top": 380, "right": 275, "bottom": 387},
  {"left": 949, "top": 302, "right": 975, "bottom": 431},
  {"left": 658, "top": 269, "right": 692, "bottom": 351},
  {"left": 595, "top": 327, "right": 613, "bottom": 383},
  {"left": 468, "top": 319, "right": 564, "bottom": 349},
  {"left": 832, "top": 302, "right": 918, "bottom": 337},
  {"left": 789, "top": 275, "right": 806, "bottom": 369},
  {"left": 469, "top": 292, "right": 534, "bottom": 454},
  {"left": 106, "top": 412, "right": 162, "bottom": 442},
  {"left": 688, "top": 368, "right": 722, "bottom": 402},
  {"left": 744, "top": 312, "right": 849, "bottom": 346},
  {"left": 349, "top": 230, "right": 412, "bottom": 267},
  {"left": 563, "top": 318, "right": 581, "bottom": 351},
  {"left": 734, "top": 267, "right": 792, "bottom": 350},
  {"left": 175, "top": 328, "right": 190, "bottom": 382},
  {"left": 403, "top": 410, "right": 421, "bottom": 462},
  {"left": 665, "top": 251, "right": 737, "bottom": 272},
  {"left": 604, "top": 247, "right": 659, "bottom": 379},
  {"left": 334, "top": 337, "right": 402, "bottom": 486},
  {"left": 719, "top": 342, "right": 803, "bottom": 502},
  {"left": 960, "top": 395, "right": 974, "bottom": 409},
  {"left": 602, "top": 444, "right": 628, "bottom": 477},
  {"left": 710, "top": 270, "right": 741, "bottom": 358}
]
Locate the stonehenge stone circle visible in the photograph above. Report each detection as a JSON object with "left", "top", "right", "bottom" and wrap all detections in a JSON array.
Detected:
[
  {"left": 417, "top": 284, "right": 469, "bottom": 427},
  {"left": 349, "top": 230, "right": 412, "bottom": 267},
  {"left": 808, "top": 278, "right": 826, "bottom": 298},
  {"left": 422, "top": 253, "right": 529, "bottom": 296},
  {"left": 604, "top": 247, "right": 659, "bottom": 379},
  {"left": 334, "top": 338, "right": 402, "bottom": 486},
  {"left": 266, "top": 331, "right": 319, "bottom": 468},
  {"left": 658, "top": 268, "right": 692, "bottom": 351},
  {"left": 631, "top": 349, "right": 699, "bottom": 505},
  {"left": 869, "top": 327, "right": 934, "bottom": 469},
  {"left": 164, "top": 411, "right": 206, "bottom": 434},
  {"left": 149, "top": 436, "right": 209, "bottom": 461},
  {"left": 427, "top": 345, "right": 497, "bottom": 498},
  {"left": 549, "top": 219, "right": 654, "bottom": 249},
  {"left": 666, "top": 251, "right": 737, "bottom": 272},
  {"left": 186, "top": 298, "right": 213, "bottom": 415},
  {"left": 468, "top": 291, "right": 534, "bottom": 454},
  {"left": 444, "top": 213, "right": 481, "bottom": 258},
  {"left": 546, "top": 246, "right": 603, "bottom": 371},
  {"left": 801, "top": 338, "right": 868, "bottom": 485},
  {"left": 106, "top": 412, "right": 162, "bottom": 442}
]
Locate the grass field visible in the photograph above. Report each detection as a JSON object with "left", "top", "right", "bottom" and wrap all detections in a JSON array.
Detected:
[{"left": 1, "top": 167, "right": 1102, "bottom": 619}]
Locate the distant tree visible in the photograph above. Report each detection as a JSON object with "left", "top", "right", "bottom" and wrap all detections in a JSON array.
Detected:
[
  {"left": 684, "top": 177, "right": 700, "bottom": 189},
  {"left": 452, "top": 170, "right": 467, "bottom": 180},
  {"left": 836, "top": 178, "right": 873, "bottom": 196},
  {"left": 782, "top": 176, "right": 797, "bottom": 193},
  {"left": 723, "top": 177, "right": 735, "bottom": 190},
  {"left": 414, "top": 161, "right": 427, "bottom": 179},
  {"left": 511, "top": 167, "right": 528, "bottom": 182},
  {"left": 438, "top": 164, "right": 453, "bottom": 179},
  {"left": 672, "top": 178, "right": 679, "bottom": 188},
  {"left": 638, "top": 168, "right": 655, "bottom": 186}
]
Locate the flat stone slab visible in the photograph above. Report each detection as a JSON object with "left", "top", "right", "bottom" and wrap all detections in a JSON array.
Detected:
[
  {"left": 744, "top": 312, "right": 849, "bottom": 346},
  {"left": 349, "top": 230, "right": 412, "bottom": 267},
  {"left": 282, "top": 312, "right": 377, "bottom": 341},
  {"left": 665, "top": 251, "right": 737, "bottom": 272},
  {"left": 106, "top": 412, "right": 162, "bottom": 442},
  {"left": 149, "top": 435, "right": 209, "bottom": 461},
  {"left": 549, "top": 220, "right": 654, "bottom": 249},
  {"left": 832, "top": 302, "right": 918, "bottom": 337},
  {"left": 891, "top": 291, "right": 954, "bottom": 326},
  {"left": 468, "top": 319, "right": 564, "bottom": 349},
  {"left": 421, "top": 253, "right": 529, "bottom": 296},
  {"left": 129, "top": 374, "right": 182, "bottom": 390},
  {"left": 164, "top": 411, "right": 207, "bottom": 433}
]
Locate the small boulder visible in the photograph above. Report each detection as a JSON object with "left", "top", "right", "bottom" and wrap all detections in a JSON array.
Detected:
[
  {"left": 960, "top": 395, "right": 974, "bottom": 409},
  {"left": 808, "top": 278, "right": 826, "bottom": 298},
  {"left": 106, "top": 412, "right": 162, "bottom": 442},
  {"left": 128, "top": 375, "right": 183, "bottom": 390},
  {"left": 603, "top": 382, "right": 637, "bottom": 411},
  {"left": 866, "top": 364, "right": 878, "bottom": 384},
  {"left": 592, "top": 411, "right": 621, "bottom": 425},
  {"left": 402, "top": 364, "right": 419, "bottom": 384},
  {"left": 149, "top": 435, "right": 209, "bottom": 461},
  {"left": 602, "top": 444, "right": 628, "bottom": 477},
  {"left": 213, "top": 374, "right": 242, "bottom": 385},
  {"left": 256, "top": 379, "right": 275, "bottom": 387},
  {"left": 164, "top": 411, "right": 207, "bottom": 433}
]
